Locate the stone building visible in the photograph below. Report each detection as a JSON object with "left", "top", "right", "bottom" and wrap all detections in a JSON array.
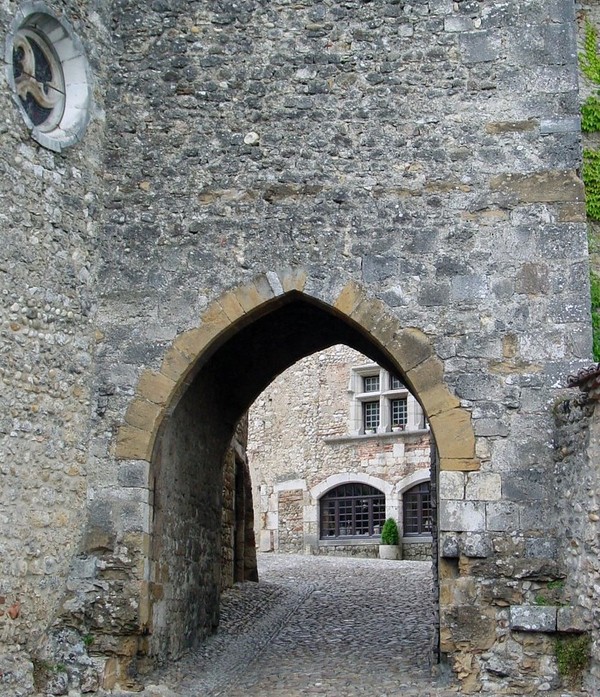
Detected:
[
  {"left": 248, "top": 344, "right": 433, "bottom": 559},
  {"left": 1, "top": 0, "right": 598, "bottom": 695}
]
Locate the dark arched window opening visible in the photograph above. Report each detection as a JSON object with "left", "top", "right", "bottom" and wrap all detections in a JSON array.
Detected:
[
  {"left": 320, "top": 483, "right": 385, "bottom": 539},
  {"left": 403, "top": 482, "right": 432, "bottom": 536}
]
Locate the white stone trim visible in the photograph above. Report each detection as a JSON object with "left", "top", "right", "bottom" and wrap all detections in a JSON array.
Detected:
[
  {"left": 395, "top": 470, "right": 431, "bottom": 496},
  {"left": 310, "top": 472, "right": 398, "bottom": 525},
  {"left": 310, "top": 471, "right": 394, "bottom": 500},
  {"left": 273, "top": 478, "right": 307, "bottom": 492}
]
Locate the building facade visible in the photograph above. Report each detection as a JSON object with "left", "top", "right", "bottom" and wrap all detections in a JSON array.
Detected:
[
  {"left": 1, "top": 1, "right": 597, "bottom": 694},
  {"left": 248, "top": 345, "right": 433, "bottom": 559}
]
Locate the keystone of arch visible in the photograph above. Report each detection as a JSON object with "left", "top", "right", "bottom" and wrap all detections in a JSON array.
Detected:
[{"left": 115, "top": 272, "right": 479, "bottom": 473}]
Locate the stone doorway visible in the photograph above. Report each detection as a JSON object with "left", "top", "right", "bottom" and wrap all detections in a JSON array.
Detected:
[{"left": 109, "top": 275, "right": 476, "bottom": 688}]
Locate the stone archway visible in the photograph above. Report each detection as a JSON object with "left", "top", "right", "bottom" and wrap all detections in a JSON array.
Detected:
[{"left": 109, "top": 270, "right": 478, "bottom": 684}]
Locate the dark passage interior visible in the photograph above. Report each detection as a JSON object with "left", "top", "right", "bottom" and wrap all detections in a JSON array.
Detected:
[{"left": 146, "top": 294, "right": 434, "bottom": 660}]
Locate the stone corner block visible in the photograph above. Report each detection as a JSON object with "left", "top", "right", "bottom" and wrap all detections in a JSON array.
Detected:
[
  {"left": 136, "top": 370, "right": 176, "bottom": 406},
  {"left": 557, "top": 607, "right": 589, "bottom": 633},
  {"left": 465, "top": 472, "right": 502, "bottom": 501},
  {"left": 440, "top": 458, "right": 481, "bottom": 472},
  {"left": 439, "top": 470, "right": 465, "bottom": 500},
  {"left": 431, "top": 408, "right": 476, "bottom": 460},
  {"left": 510, "top": 605, "right": 557, "bottom": 632},
  {"left": 334, "top": 280, "right": 365, "bottom": 315},
  {"left": 394, "top": 327, "right": 432, "bottom": 372},
  {"left": 115, "top": 425, "right": 153, "bottom": 462},
  {"left": 124, "top": 398, "right": 162, "bottom": 433},
  {"left": 460, "top": 532, "right": 493, "bottom": 558},
  {"left": 439, "top": 500, "right": 485, "bottom": 532}
]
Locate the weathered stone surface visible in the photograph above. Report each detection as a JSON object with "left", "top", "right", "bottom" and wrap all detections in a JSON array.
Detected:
[
  {"left": 440, "top": 501, "right": 486, "bottom": 532},
  {"left": 510, "top": 605, "right": 557, "bottom": 632},
  {"left": 0, "top": 0, "right": 593, "bottom": 694},
  {"left": 489, "top": 170, "right": 584, "bottom": 204}
]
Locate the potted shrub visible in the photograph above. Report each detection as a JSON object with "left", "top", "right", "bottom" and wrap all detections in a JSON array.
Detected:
[{"left": 379, "top": 517, "right": 401, "bottom": 560}]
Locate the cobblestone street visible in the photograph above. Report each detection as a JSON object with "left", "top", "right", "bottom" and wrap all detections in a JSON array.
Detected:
[{"left": 129, "top": 555, "right": 588, "bottom": 697}]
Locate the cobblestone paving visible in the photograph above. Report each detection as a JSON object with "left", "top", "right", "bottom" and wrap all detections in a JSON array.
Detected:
[{"left": 123, "top": 554, "right": 589, "bottom": 697}]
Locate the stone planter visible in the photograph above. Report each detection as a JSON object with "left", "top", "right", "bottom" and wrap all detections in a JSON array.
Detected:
[{"left": 379, "top": 544, "right": 401, "bottom": 560}]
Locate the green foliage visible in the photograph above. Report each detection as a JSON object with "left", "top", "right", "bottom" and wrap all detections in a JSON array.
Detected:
[
  {"left": 581, "top": 95, "right": 600, "bottom": 132},
  {"left": 534, "top": 593, "right": 551, "bottom": 606},
  {"left": 590, "top": 271, "right": 600, "bottom": 361},
  {"left": 583, "top": 150, "right": 600, "bottom": 220},
  {"left": 83, "top": 633, "right": 94, "bottom": 647},
  {"left": 547, "top": 579, "right": 565, "bottom": 591},
  {"left": 556, "top": 634, "right": 591, "bottom": 682},
  {"left": 381, "top": 518, "right": 399, "bottom": 545},
  {"left": 580, "top": 21, "right": 600, "bottom": 85}
]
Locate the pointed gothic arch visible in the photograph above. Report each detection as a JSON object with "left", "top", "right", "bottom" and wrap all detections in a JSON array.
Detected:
[{"left": 109, "top": 269, "right": 479, "bottom": 666}]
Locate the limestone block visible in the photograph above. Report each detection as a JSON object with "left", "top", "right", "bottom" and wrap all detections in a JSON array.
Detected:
[
  {"left": 485, "top": 120, "right": 538, "bottom": 134},
  {"left": 556, "top": 607, "right": 588, "bottom": 633},
  {"left": 173, "top": 320, "right": 232, "bottom": 359},
  {"left": 430, "top": 408, "right": 476, "bottom": 460},
  {"left": 465, "top": 472, "right": 501, "bottom": 501},
  {"left": 349, "top": 297, "right": 387, "bottom": 333},
  {"left": 418, "top": 382, "right": 460, "bottom": 418},
  {"left": 136, "top": 370, "right": 176, "bottom": 406},
  {"left": 279, "top": 267, "right": 308, "bottom": 293},
  {"left": 440, "top": 458, "right": 480, "bottom": 471},
  {"left": 440, "top": 501, "right": 486, "bottom": 532},
  {"left": 115, "top": 425, "right": 153, "bottom": 461},
  {"left": 460, "top": 532, "right": 493, "bottom": 559},
  {"left": 118, "top": 460, "right": 150, "bottom": 488},
  {"left": 259, "top": 530, "right": 272, "bottom": 552},
  {"left": 510, "top": 605, "right": 557, "bottom": 632},
  {"left": 160, "top": 346, "right": 194, "bottom": 383},
  {"left": 485, "top": 502, "right": 521, "bottom": 532},
  {"left": 216, "top": 290, "right": 246, "bottom": 322},
  {"left": 124, "top": 398, "right": 162, "bottom": 434},
  {"left": 489, "top": 170, "right": 584, "bottom": 204},
  {"left": 394, "top": 327, "right": 433, "bottom": 372},
  {"left": 333, "top": 280, "right": 364, "bottom": 316},
  {"left": 459, "top": 30, "right": 501, "bottom": 63},
  {"left": 451, "top": 274, "right": 488, "bottom": 302},
  {"left": 440, "top": 532, "right": 460, "bottom": 558},
  {"left": 444, "top": 16, "right": 473, "bottom": 32},
  {"left": 439, "top": 471, "right": 465, "bottom": 500},
  {"left": 231, "top": 279, "right": 275, "bottom": 313}
]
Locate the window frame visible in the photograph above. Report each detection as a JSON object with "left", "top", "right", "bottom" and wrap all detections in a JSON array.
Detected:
[
  {"left": 319, "top": 483, "right": 386, "bottom": 540},
  {"left": 402, "top": 481, "right": 433, "bottom": 537},
  {"left": 348, "top": 363, "right": 424, "bottom": 435}
]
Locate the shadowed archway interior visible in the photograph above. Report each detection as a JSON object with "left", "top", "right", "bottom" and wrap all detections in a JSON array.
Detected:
[{"left": 147, "top": 293, "right": 438, "bottom": 661}]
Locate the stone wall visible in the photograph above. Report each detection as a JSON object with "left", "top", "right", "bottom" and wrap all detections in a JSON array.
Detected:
[
  {"left": 0, "top": 0, "right": 595, "bottom": 694},
  {"left": 0, "top": 0, "right": 109, "bottom": 692},
  {"left": 554, "top": 379, "right": 600, "bottom": 693}
]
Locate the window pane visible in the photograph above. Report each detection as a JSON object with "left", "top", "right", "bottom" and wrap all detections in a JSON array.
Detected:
[
  {"left": 320, "top": 484, "right": 385, "bottom": 539},
  {"left": 363, "top": 374, "right": 380, "bottom": 392},
  {"left": 363, "top": 401, "right": 380, "bottom": 430},
  {"left": 390, "top": 375, "right": 404, "bottom": 390},
  {"left": 403, "top": 482, "right": 432, "bottom": 535},
  {"left": 391, "top": 398, "right": 407, "bottom": 427}
]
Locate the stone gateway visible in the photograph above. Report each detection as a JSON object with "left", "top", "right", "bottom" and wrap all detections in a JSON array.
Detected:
[{"left": 0, "top": 0, "right": 597, "bottom": 694}]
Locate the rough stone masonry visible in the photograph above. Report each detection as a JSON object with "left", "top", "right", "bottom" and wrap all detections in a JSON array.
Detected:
[{"left": 0, "top": 0, "right": 596, "bottom": 695}]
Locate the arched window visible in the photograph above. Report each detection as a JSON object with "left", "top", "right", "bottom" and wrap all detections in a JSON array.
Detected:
[
  {"left": 403, "top": 482, "right": 432, "bottom": 536},
  {"left": 320, "top": 483, "right": 385, "bottom": 539}
]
